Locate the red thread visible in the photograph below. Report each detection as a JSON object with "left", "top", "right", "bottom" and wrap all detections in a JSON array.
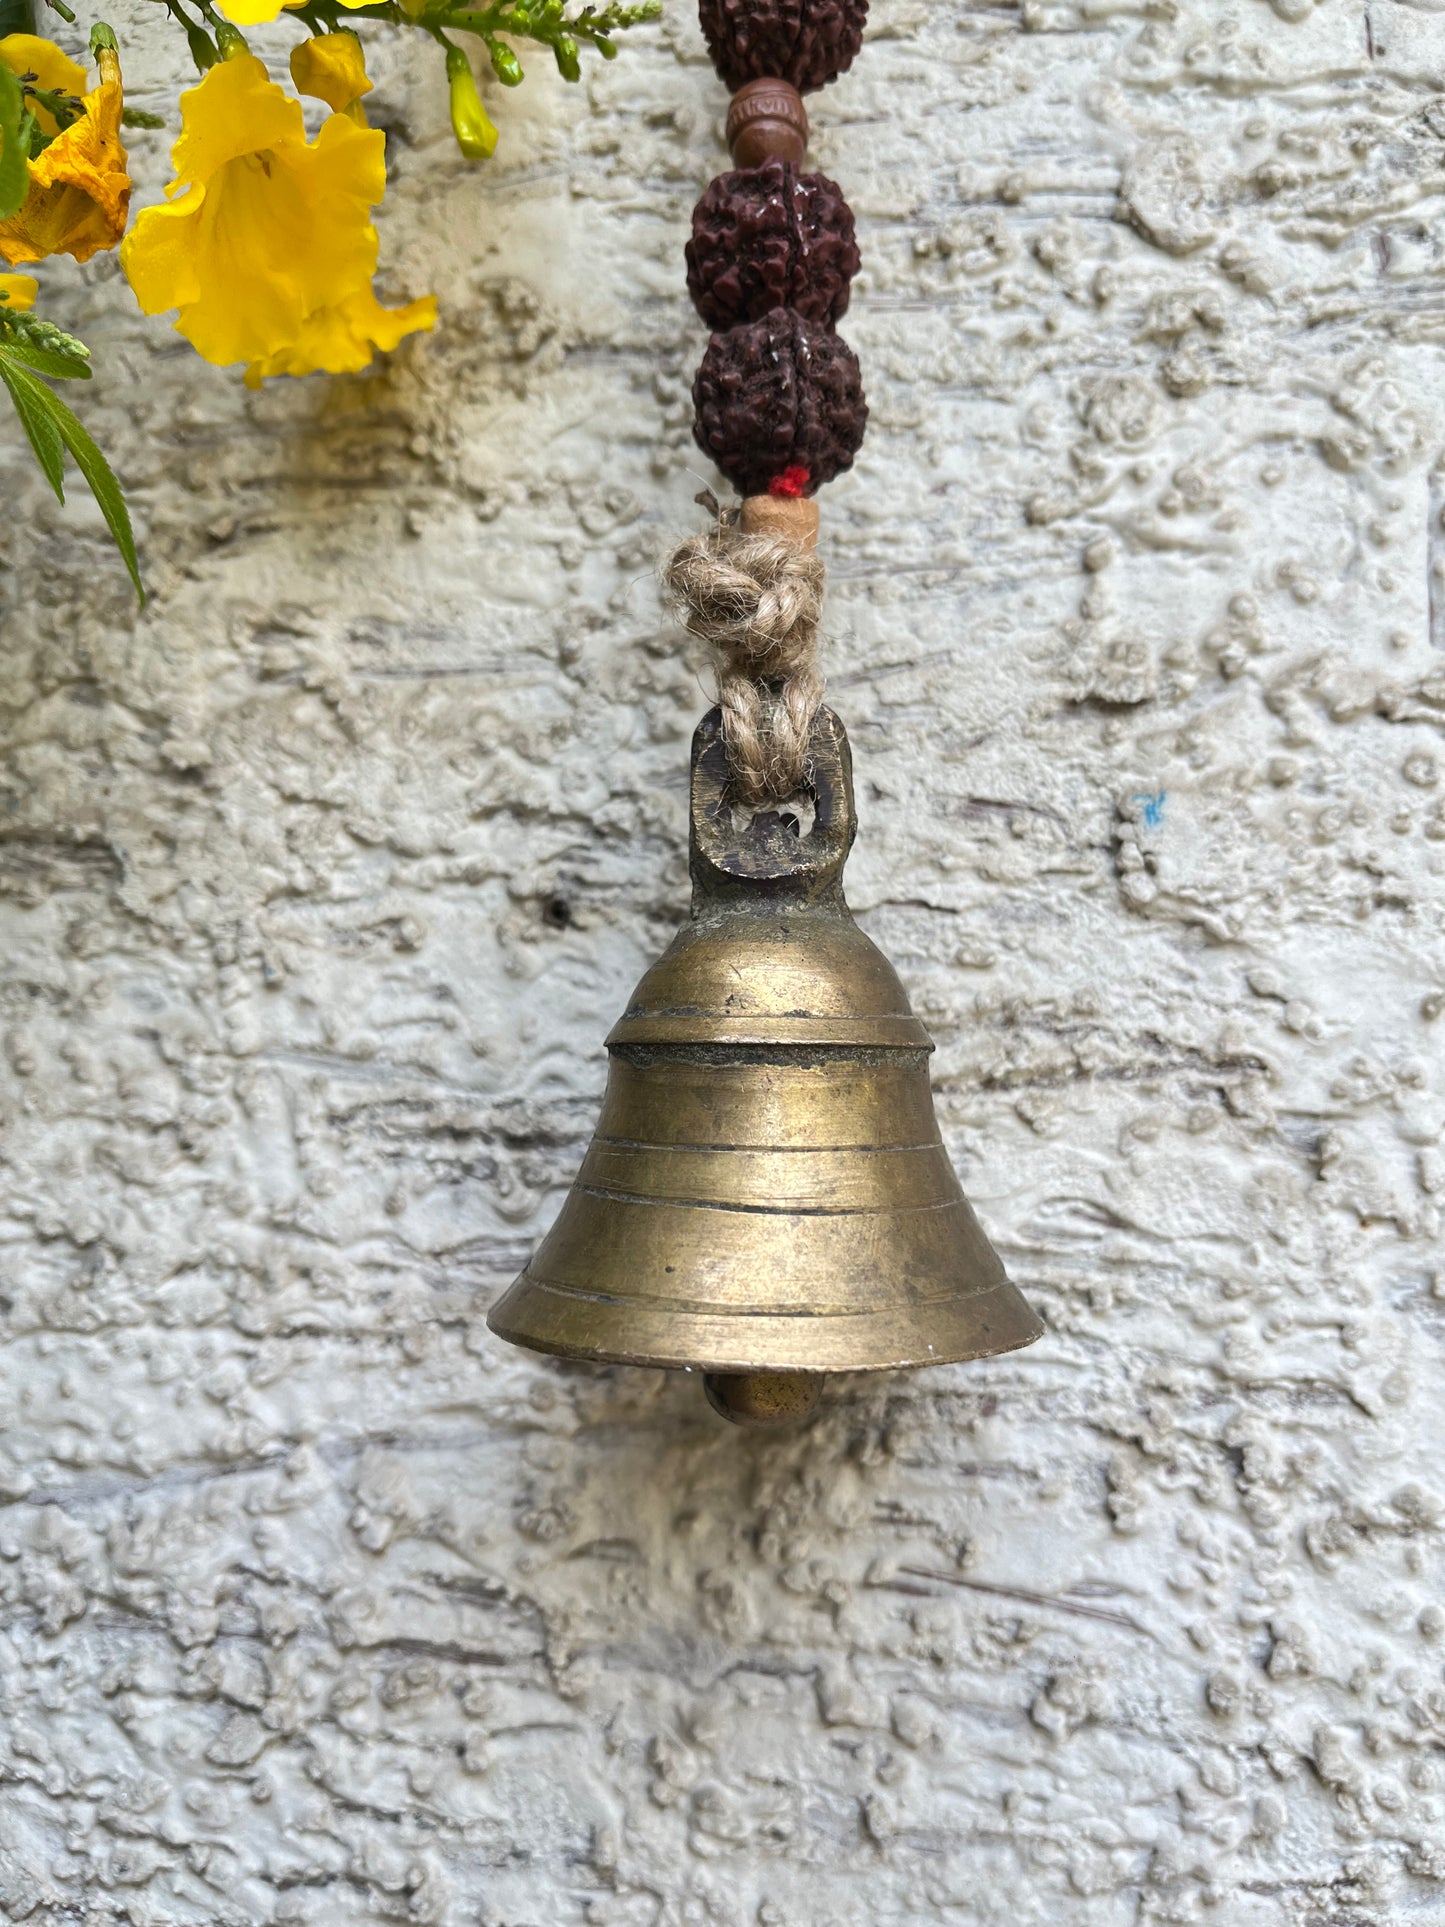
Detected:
[{"left": 769, "top": 465, "right": 811, "bottom": 498}]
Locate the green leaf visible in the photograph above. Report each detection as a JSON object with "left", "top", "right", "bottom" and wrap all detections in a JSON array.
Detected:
[
  {"left": 0, "top": 351, "right": 65, "bottom": 497},
  {"left": 45, "top": 380, "right": 144, "bottom": 604},
  {"left": 0, "top": 351, "right": 144, "bottom": 602},
  {"left": 2, "top": 334, "right": 92, "bottom": 380},
  {"left": 0, "top": 60, "right": 30, "bottom": 222}
]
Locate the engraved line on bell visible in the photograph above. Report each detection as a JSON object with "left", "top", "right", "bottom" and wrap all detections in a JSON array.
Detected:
[
  {"left": 506, "top": 1278, "right": 1028, "bottom": 1322},
  {"left": 588, "top": 1136, "right": 946, "bottom": 1152},
  {"left": 571, "top": 1186, "right": 965, "bottom": 1219}
]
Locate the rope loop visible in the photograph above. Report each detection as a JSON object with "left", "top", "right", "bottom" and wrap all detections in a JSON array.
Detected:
[{"left": 663, "top": 520, "right": 825, "bottom": 804}]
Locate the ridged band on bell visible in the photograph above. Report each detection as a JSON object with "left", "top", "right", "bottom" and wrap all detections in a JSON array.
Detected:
[{"left": 487, "top": 707, "right": 1044, "bottom": 1377}]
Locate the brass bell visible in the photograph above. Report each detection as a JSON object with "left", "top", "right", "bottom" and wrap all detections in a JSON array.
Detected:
[{"left": 488, "top": 706, "right": 1042, "bottom": 1423}]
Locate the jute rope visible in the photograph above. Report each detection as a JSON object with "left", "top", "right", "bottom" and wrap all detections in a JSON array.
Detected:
[{"left": 663, "top": 518, "right": 825, "bottom": 804}]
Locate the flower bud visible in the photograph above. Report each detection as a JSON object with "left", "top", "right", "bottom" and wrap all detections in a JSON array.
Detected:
[
  {"left": 488, "top": 40, "right": 523, "bottom": 86},
  {"left": 89, "top": 20, "right": 122, "bottom": 87},
  {"left": 185, "top": 23, "right": 219, "bottom": 71},
  {"left": 446, "top": 46, "right": 497, "bottom": 159},
  {"left": 291, "top": 33, "right": 372, "bottom": 115},
  {"left": 553, "top": 33, "right": 579, "bottom": 81}
]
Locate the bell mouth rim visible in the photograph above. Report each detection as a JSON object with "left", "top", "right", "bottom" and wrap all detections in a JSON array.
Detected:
[{"left": 486, "top": 1273, "right": 1045, "bottom": 1377}]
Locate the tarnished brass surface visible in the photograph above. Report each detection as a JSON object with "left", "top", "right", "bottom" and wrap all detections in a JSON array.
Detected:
[{"left": 488, "top": 706, "right": 1044, "bottom": 1378}]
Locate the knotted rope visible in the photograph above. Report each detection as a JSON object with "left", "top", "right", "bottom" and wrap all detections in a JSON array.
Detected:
[{"left": 663, "top": 519, "right": 825, "bottom": 805}]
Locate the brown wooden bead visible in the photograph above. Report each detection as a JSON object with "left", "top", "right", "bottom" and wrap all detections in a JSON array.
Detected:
[
  {"left": 739, "top": 493, "right": 820, "bottom": 549},
  {"left": 726, "top": 78, "right": 808, "bottom": 169}
]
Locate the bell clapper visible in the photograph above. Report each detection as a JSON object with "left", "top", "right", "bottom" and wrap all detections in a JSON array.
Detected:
[{"left": 704, "top": 1371, "right": 823, "bottom": 1427}]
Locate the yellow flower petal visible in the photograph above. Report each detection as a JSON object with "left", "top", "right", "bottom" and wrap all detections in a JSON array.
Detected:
[
  {"left": 0, "top": 50, "right": 129, "bottom": 264},
  {"left": 118, "top": 181, "right": 206, "bottom": 316},
  {"left": 290, "top": 33, "right": 372, "bottom": 114},
  {"left": 0, "top": 34, "right": 87, "bottom": 137},
  {"left": 166, "top": 53, "right": 307, "bottom": 193},
  {"left": 245, "top": 286, "right": 436, "bottom": 384},
  {"left": 0, "top": 271, "right": 38, "bottom": 309},
  {"left": 211, "top": 0, "right": 305, "bottom": 25},
  {"left": 122, "top": 53, "right": 430, "bottom": 379}
]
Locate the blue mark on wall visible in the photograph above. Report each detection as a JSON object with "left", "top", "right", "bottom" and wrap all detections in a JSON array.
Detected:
[{"left": 1132, "top": 790, "right": 1166, "bottom": 829}]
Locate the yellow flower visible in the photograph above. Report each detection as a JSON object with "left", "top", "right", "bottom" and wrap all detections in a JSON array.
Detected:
[
  {"left": 121, "top": 54, "right": 434, "bottom": 378},
  {"left": 290, "top": 33, "right": 372, "bottom": 117},
  {"left": 210, "top": 0, "right": 295, "bottom": 25},
  {"left": 213, "top": 0, "right": 367, "bottom": 26},
  {"left": 0, "top": 272, "right": 37, "bottom": 309},
  {"left": 0, "top": 34, "right": 87, "bottom": 136},
  {"left": 0, "top": 41, "right": 130, "bottom": 266}
]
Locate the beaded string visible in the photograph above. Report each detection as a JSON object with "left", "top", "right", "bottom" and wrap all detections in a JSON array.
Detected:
[{"left": 664, "top": 0, "right": 869, "bottom": 805}]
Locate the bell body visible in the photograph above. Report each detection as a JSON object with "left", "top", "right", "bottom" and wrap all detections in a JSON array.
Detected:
[{"left": 488, "top": 708, "right": 1043, "bottom": 1377}]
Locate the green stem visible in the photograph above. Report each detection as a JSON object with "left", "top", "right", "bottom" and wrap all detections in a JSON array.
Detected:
[
  {"left": 24, "top": 84, "right": 83, "bottom": 130},
  {"left": 299, "top": 0, "right": 654, "bottom": 31},
  {"left": 156, "top": 0, "right": 203, "bottom": 34},
  {"left": 297, "top": 0, "right": 397, "bottom": 17},
  {"left": 143, "top": 0, "right": 656, "bottom": 51}
]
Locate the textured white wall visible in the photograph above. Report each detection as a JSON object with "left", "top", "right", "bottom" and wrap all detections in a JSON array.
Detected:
[{"left": 2, "top": 0, "right": 1445, "bottom": 1920}]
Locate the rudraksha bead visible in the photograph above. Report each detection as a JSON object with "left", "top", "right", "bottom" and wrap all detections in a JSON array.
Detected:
[
  {"left": 699, "top": 0, "right": 868, "bottom": 95},
  {"left": 726, "top": 78, "right": 808, "bottom": 168},
  {"left": 687, "top": 161, "right": 860, "bottom": 332},
  {"left": 692, "top": 306, "right": 867, "bottom": 498}
]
